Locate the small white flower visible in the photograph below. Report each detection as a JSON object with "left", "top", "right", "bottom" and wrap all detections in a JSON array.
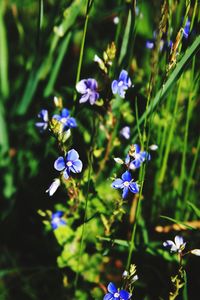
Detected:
[
  {"left": 149, "top": 144, "right": 158, "bottom": 151},
  {"left": 190, "top": 249, "right": 200, "bottom": 256},
  {"left": 113, "top": 16, "right": 119, "bottom": 24},
  {"left": 114, "top": 157, "right": 124, "bottom": 164},
  {"left": 46, "top": 178, "right": 61, "bottom": 196},
  {"left": 163, "top": 235, "right": 186, "bottom": 253}
]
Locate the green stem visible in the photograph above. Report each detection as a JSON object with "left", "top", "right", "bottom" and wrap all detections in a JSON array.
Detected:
[
  {"left": 126, "top": 165, "right": 145, "bottom": 270},
  {"left": 73, "top": 0, "right": 93, "bottom": 103}
]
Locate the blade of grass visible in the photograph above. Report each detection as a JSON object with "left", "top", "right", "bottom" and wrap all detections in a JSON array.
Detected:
[
  {"left": 44, "top": 32, "right": 72, "bottom": 97},
  {"left": 0, "top": 1, "right": 9, "bottom": 99},
  {"left": 16, "top": 0, "right": 86, "bottom": 115},
  {"left": 132, "top": 35, "right": 200, "bottom": 139}
]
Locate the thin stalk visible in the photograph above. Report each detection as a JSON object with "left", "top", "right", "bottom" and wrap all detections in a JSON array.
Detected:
[
  {"left": 158, "top": 77, "right": 183, "bottom": 184},
  {"left": 184, "top": 136, "right": 200, "bottom": 217},
  {"left": 74, "top": 113, "right": 96, "bottom": 289},
  {"left": 135, "top": 98, "right": 143, "bottom": 149},
  {"left": 179, "top": 58, "right": 195, "bottom": 203},
  {"left": 126, "top": 165, "right": 145, "bottom": 270},
  {"left": 73, "top": 0, "right": 93, "bottom": 104}
]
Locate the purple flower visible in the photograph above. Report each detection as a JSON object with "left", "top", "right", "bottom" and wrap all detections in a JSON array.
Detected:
[
  {"left": 111, "top": 70, "right": 132, "bottom": 98},
  {"left": 51, "top": 211, "right": 66, "bottom": 230},
  {"left": 103, "top": 282, "right": 130, "bottom": 300},
  {"left": 163, "top": 236, "right": 186, "bottom": 253},
  {"left": 183, "top": 19, "right": 190, "bottom": 39},
  {"left": 126, "top": 144, "right": 151, "bottom": 170},
  {"left": 54, "top": 149, "right": 83, "bottom": 180},
  {"left": 112, "top": 171, "right": 139, "bottom": 199},
  {"left": 53, "top": 108, "right": 77, "bottom": 130},
  {"left": 35, "top": 109, "right": 49, "bottom": 131},
  {"left": 76, "top": 78, "right": 99, "bottom": 105},
  {"left": 120, "top": 126, "right": 130, "bottom": 140}
]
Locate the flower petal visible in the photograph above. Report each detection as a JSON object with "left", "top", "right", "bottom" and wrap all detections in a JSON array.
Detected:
[
  {"left": 111, "top": 80, "right": 118, "bottom": 94},
  {"left": 76, "top": 79, "right": 87, "bottom": 93},
  {"left": 67, "top": 149, "right": 79, "bottom": 161},
  {"left": 63, "top": 168, "right": 70, "bottom": 180},
  {"left": 134, "top": 144, "right": 140, "bottom": 153},
  {"left": 122, "top": 171, "right": 132, "bottom": 182},
  {"left": 103, "top": 293, "right": 113, "bottom": 300},
  {"left": 79, "top": 93, "right": 90, "bottom": 103},
  {"left": 174, "top": 236, "right": 184, "bottom": 248},
  {"left": 129, "top": 182, "right": 139, "bottom": 193},
  {"left": 38, "top": 109, "right": 48, "bottom": 122},
  {"left": 119, "top": 70, "right": 128, "bottom": 82},
  {"left": 89, "top": 92, "right": 99, "bottom": 105},
  {"left": 87, "top": 78, "right": 98, "bottom": 90},
  {"left": 112, "top": 179, "right": 124, "bottom": 189},
  {"left": 107, "top": 282, "right": 117, "bottom": 294},
  {"left": 71, "top": 159, "right": 83, "bottom": 173},
  {"left": 163, "top": 240, "right": 177, "bottom": 251},
  {"left": 66, "top": 117, "right": 77, "bottom": 128},
  {"left": 61, "top": 108, "right": 70, "bottom": 117},
  {"left": 54, "top": 156, "right": 65, "bottom": 171},
  {"left": 52, "top": 114, "right": 61, "bottom": 121},
  {"left": 122, "top": 187, "right": 129, "bottom": 199},
  {"left": 119, "top": 290, "right": 131, "bottom": 300}
]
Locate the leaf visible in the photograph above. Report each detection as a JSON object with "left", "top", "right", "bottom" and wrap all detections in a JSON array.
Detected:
[
  {"left": 97, "top": 236, "right": 129, "bottom": 247},
  {"left": 160, "top": 215, "right": 196, "bottom": 230},
  {"left": 187, "top": 201, "right": 200, "bottom": 218}
]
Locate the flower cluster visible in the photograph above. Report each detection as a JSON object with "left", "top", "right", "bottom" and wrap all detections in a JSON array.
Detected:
[
  {"left": 112, "top": 144, "right": 150, "bottom": 199},
  {"left": 76, "top": 69, "right": 132, "bottom": 105},
  {"left": 36, "top": 107, "right": 77, "bottom": 133},
  {"left": 163, "top": 235, "right": 200, "bottom": 257}
]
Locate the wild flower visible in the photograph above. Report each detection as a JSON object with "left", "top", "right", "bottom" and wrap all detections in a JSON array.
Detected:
[
  {"left": 51, "top": 211, "right": 66, "bottom": 230},
  {"left": 111, "top": 70, "right": 132, "bottom": 98},
  {"left": 183, "top": 19, "right": 190, "bottom": 39},
  {"left": 103, "top": 282, "right": 130, "bottom": 300},
  {"left": 54, "top": 149, "right": 83, "bottom": 180},
  {"left": 120, "top": 126, "right": 130, "bottom": 140},
  {"left": 112, "top": 171, "right": 139, "bottom": 199},
  {"left": 126, "top": 144, "right": 151, "bottom": 170},
  {"left": 46, "top": 178, "right": 61, "bottom": 196},
  {"left": 163, "top": 235, "right": 186, "bottom": 253},
  {"left": 76, "top": 78, "right": 99, "bottom": 105},
  {"left": 35, "top": 109, "right": 49, "bottom": 131},
  {"left": 52, "top": 108, "right": 77, "bottom": 130}
]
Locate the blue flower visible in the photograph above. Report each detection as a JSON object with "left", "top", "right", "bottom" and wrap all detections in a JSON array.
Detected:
[
  {"left": 53, "top": 108, "right": 77, "bottom": 130},
  {"left": 103, "top": 282, "right": 130, "bottom": 300},
  {"left": 163, "top": 236, "right": 186, "bottom": 253},
  {"left": 111, "top": 70, "right": 132, "bottom": 98},
  {"left": 76, "top": 78, "right": 99, "bottom": 105},
  {"left": 120, "top": 126, "right": 130, "bottom": 140},
  {"left": 183, "top": 19, "right": 190, "bottom": 39},
  {"left": 112, "top": 171, "right": 139, "bottom": 199},
  {"left": 35, "top": 109, "right": 49, "bottom": 131},
  {"left": 54, "top": 149, "right": 83, "bottom": 179},
  {"left": 126, "top": 144, "right": 151, "bottom": 170},
  {"left": 51, "top": 211, "right": 66, "bottom": 230},
  {"left": 146, "top": 40, "right": 154, "bottom": 49}
]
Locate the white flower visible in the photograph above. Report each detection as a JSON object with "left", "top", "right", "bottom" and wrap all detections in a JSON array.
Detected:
[
  {"left": 46, "top": 178, "right": 61, "bottom": 196},
  {"left": 191, "top": 249, "right": 200, "bottom": 256},
  {"left": 149, "top": 144, "right": 158, "bottom": 151},
  {"left": 163, "top": 235, "right": 186, "bottom": 253}
]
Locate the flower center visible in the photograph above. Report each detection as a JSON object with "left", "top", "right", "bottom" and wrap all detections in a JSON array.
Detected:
[
  {"left": 60, "top": 117, "right": 68, "bottom": 124},
  {"left": 124, "top": 181, "right": 130, "bottom": 187},
  {"left": 118, "top": 80, "right": 124, "bottom": 87},
  {"left": 67, "top": 161, "right": 73, "bottom": 167},
  {"left": 114, "top": 292, "right": 120, "bottom": 298}
]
